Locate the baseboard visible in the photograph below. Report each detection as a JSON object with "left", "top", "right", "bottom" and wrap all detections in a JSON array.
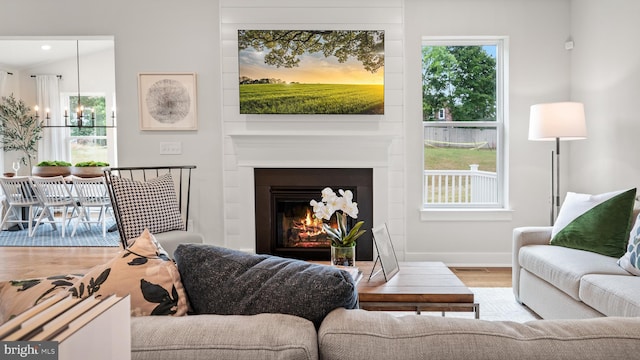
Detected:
[{"left": 403, "top": 251, "right": 512, "bottom": 267}]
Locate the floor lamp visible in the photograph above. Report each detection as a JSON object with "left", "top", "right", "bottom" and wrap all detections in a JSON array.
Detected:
[{"left": 529, "top": 102, "right": 587, "bottom": 225}]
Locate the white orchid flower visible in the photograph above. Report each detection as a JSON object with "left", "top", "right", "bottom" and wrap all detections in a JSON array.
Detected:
[
  {"left": 315, "top": 204, "right": 333, "bottom": 221},
  {"left": 310, "top": 187, "right": 365, "bottom": 245},
  {"left": 339, "top": 190, "right": 353, "bottom": 209},
  {"left": 339, "top": 189, "right": 353, "bottom": 203},
  {"left": 310, "top": 200, "right": 329, "bottom": 220},
  {"left": 321, "top": 187, "right": 337, "bottom": 203},
  {"left": 343, "top": 201, "right": 359, "bottom": 219},
  {"left": 326, "top": 195, "right": 343, "bottom": 215},
  {"left": 310, "top": 199, "right": 322, "bottom": 212}
]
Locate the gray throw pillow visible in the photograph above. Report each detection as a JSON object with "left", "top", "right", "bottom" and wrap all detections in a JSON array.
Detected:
[{"left": 174, "top": 244, "right": 358, "bottom": 327}]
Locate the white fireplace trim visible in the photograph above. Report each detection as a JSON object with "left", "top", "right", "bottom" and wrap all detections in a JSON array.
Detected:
[
  {"left": 229, "top": 133, "right": 395, "bottom": 168},
  {"left": 226, "top": 133, "right": 394, "bottom": 255}
]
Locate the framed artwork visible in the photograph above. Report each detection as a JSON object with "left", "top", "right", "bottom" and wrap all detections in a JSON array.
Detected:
[
  {"left": 138, "top": 72, "right": 197, "bottom": 130},
  {"left": 370, "top": 223, "right": 399, "bottom": 282},
  {"left": 238, "top": 30, "right": 384, "bottom": 115}
]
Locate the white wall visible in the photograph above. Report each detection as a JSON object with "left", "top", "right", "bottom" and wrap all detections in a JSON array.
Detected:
[
  {"left": 404, "top": 0, "right": 572, "bottom": 265},
  {"left": 569, "top": 0, "right": 640, "bottom": 194},
  {"left": 0, "top": 0, "right": 225, "bottom": 243},
  {"left": 15, "top": 48, "right": 115, "bottom": 108}
]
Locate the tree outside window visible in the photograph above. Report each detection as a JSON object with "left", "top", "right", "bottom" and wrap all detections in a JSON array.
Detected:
[
  {"left": 68, "top": 95, "right": 109, "bottom": 164},
  {"left": 422, "top": 40, "right": 505, "bottom": 208}
]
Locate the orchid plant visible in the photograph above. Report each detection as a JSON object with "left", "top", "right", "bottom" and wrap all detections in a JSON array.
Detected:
[{"left": 310, "top": 187, "right": 366, "bottom": 248}]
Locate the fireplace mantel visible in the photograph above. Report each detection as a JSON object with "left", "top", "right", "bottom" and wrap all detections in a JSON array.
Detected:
[
  {"left": 229, "top": 133, "right": 395, "bottom": 167},
  {"left": 225, "top": 132, "right": 393, "bottom": 255}
]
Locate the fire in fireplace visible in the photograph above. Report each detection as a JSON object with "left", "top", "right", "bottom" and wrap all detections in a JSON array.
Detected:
[
  {"left": 278, "top": 205, "right": 330, "bottom": 248},
  {"left": 255, "top": 168, "right": 373, "bottom": 261}
]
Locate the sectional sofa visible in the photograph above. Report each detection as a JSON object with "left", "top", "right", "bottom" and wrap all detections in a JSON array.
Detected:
[
  {"left": 129, "top": 308, "right": 640, "bottom": 359},
  {"left": 125, "top": 240, "right": 640, "bottom": 360}
]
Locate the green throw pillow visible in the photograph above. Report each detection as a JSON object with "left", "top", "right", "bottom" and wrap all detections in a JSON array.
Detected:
[{"left": 550, "top": 188, "right": 636, "bottom": 257}]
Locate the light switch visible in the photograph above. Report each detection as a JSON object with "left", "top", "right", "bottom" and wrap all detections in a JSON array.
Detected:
[{"left": 160, "top": 142, "right": 182, "bottom": 155}]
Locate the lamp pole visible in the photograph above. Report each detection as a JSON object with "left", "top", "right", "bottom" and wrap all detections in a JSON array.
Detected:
[
  {"left": 529, "top": 102, "right": 587, "bottom": 226},
  {"left": 552, "top": 137, "right": 560, "bottom": 225}
]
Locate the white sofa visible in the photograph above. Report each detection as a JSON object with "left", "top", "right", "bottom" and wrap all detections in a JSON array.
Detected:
[{"left": 512, "top": 217, "right": 640, "bottom": 319}]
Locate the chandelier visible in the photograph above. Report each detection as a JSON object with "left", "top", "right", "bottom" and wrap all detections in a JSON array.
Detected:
[{"left": 40, "top": 40, "right": 116, "bottom": 129}]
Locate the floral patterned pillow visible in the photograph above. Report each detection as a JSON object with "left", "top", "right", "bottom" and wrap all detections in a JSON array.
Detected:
[
  {"left": 618, "top": 212, "right": 640, "bottom": 276},
  {"left": 0, "top": 274, "right": 83, "bottom": 324},
  {"left": 68, "top": 229, "right": 189, "bottom": 316}
]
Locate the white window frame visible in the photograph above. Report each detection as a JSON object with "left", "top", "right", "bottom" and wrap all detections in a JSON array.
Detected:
[
  {"left": 60, "top": 92, "right": 117, "bottom": 166},
  {"left": 437, "top": 108, "right": 445, "bottom": 120},
  {"left": 421, "top": 36, "right": 509, "bottom": 215}
]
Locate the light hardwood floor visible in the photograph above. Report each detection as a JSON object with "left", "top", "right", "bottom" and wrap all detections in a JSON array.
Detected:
[
  {"left": 0, "top": 247, "right": 121, "bottom": 280},
  {"left": 0, "top": 247, "right": 512, "bottom": 287},
  {"left": 451, "top": 267, "right": 511, "bottom": 287}
]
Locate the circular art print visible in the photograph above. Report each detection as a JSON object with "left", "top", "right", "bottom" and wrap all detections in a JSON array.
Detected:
[
  {"left": 138, "top": 73, "right": 197, "bottom": 130},
  {"left": 146, "top": 79, "right": 191, "bottom": 124}
]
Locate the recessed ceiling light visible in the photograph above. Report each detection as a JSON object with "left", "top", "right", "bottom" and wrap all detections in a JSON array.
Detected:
[{"left": 41, "top": 45, "right": 51, "bottom": 51}]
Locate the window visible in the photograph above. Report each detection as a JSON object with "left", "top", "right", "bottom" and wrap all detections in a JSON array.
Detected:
[
  {"left": 422, "top": 38, "right": 507, "bottom": 209},
  {"left": 62, "top": 93, "right": 116, "bottom": 165}
]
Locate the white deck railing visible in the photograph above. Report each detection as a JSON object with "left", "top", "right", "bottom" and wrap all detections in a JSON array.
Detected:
[{"left": 424, "top": 165, "right": 498, "bottom": 204}]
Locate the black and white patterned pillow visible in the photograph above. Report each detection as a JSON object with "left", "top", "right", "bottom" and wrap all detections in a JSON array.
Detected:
[{"left": 110, "top": 173, "right": 184, "bottom": 241}]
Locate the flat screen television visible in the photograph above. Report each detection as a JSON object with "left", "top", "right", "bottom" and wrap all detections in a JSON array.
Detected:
[{"left": 238, "top": 29, "right": 384, "bottom": 115}]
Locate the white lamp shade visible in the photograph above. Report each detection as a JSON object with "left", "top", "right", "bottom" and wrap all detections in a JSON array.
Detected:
[{"left": 529, "top": 102, "right": 587, "bottom": 141}]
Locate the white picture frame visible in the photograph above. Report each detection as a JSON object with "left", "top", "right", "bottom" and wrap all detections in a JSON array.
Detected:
[
  {"left": 138, "top": 72, "right": 198, "bottom": 130},
  {"left": 370, "top": 223, "right": 399, "bottom": 282}
]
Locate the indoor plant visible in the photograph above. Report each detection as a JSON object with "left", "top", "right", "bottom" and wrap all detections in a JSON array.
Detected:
[
  {"left": 310, "top": 187, "right": 365, "bottom": 266},
  {"left": 32, "top": 160, "right": 72, "bottom": 177},
  {"left": 71, "top": 161, "right": 110, "bottom": 177},
  {"left": 0, "top": 94, "right": 43, "bottom": 174}
]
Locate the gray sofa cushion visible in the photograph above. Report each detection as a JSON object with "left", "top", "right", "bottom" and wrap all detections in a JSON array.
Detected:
[
  {"left": 131, "top": 313, "right": 318, "bottom": 360},
  {"left": 519, "top": 269, "right": 604, "bottom": 319},
  {"left": 518, "top": 244, "right": 629, "bottom": 300},
  {"left": 319, "top": 308, "right": 640, "bottom": 360},
  {"left": 579, "top": 274, "right": 640, "bottom": 317},
  {"left": 174, "top": 244, "right": 358, "bottom": 328}
]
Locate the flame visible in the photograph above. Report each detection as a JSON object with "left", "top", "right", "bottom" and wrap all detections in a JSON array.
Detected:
[{"left": 293, "top": 209, "right": 325, "bottom": 238}]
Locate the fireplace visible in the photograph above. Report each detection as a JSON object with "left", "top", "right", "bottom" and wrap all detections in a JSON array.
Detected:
[{"left": 255, "top": 168, "right": 373, "bottom": 261}]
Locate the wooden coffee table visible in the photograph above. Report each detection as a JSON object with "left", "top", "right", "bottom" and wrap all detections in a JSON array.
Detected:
[{"left": 356, "top": 261, "right": 479, "bottom": 318}]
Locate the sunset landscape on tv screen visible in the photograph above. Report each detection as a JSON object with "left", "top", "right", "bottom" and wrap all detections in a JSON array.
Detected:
[{"left": 238, "top": 30, "right": 385, "bottom": 115}]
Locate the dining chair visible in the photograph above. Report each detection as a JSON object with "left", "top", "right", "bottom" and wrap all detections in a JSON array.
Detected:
[
  {"left": 0, "top": 177, "right": 42, "bottom": 235},
  {"left": 29, "top": 176, "right": 81, "bottom": 237},
  {"left": 71, "top": 176, "right": 113, "bottom": 237},
  {"left": 104, "top": 165, "right": 203, "bottom": 257}
]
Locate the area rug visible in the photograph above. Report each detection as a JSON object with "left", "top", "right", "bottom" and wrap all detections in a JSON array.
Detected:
[
  {"left": 417, "top": 287, "right": 541, "bottom": 323},
  {"left": 0, "top": 221, "right": 121, "bottom": 247}
]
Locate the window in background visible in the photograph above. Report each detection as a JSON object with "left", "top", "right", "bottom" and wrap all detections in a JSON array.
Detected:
[
  {"left": 63, "top": 93, "right": 114, "bottom": 165},
  {"left": 422, "top": 38, "right": 507, "bottom": 209}
]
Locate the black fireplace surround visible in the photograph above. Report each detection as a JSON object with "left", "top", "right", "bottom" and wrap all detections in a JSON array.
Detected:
[{"left": 255, "top": 168, "right": 373, "bottom": 261}]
